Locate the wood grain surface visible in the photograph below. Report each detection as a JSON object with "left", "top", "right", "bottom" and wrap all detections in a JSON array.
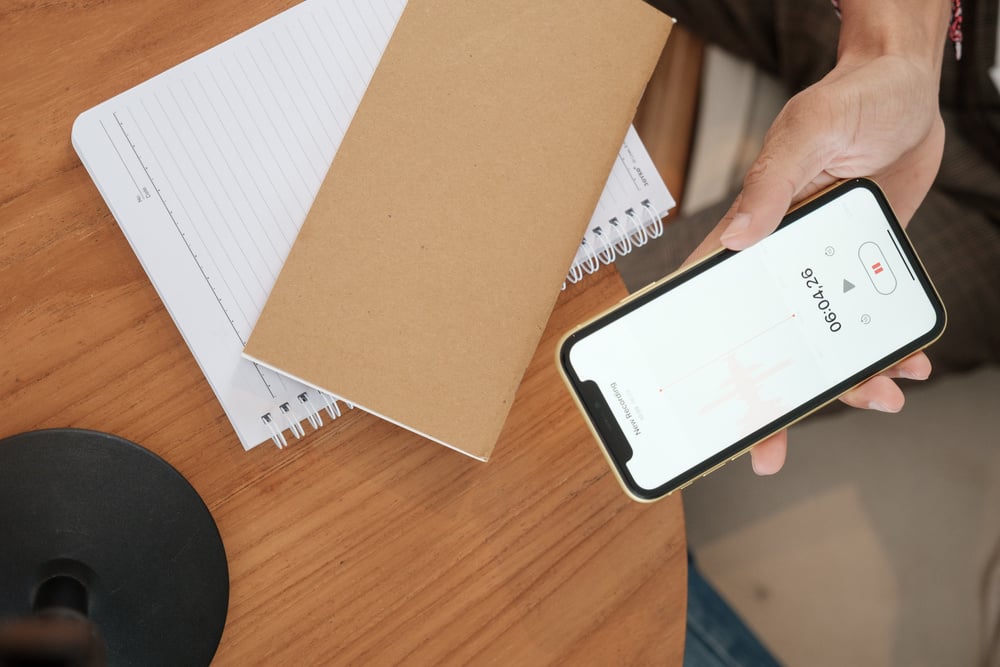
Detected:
[{"left": 0, "top": 1, "right": 686, "bottom": 664}]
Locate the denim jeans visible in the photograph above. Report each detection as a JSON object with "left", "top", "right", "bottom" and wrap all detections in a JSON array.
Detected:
[{"left": 684, "top": 554, "right": 782, "bottom": 667}]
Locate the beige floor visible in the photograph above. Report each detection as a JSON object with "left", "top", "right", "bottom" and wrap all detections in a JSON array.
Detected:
[
  {"left": 618, "top": 47, "right": 1000, "bottom": 666},
  {"left": 683, "top": 368, "right": 1000, "bottom": 666}
]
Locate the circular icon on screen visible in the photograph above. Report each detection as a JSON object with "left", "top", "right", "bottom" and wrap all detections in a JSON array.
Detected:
[
  {"left": 825, "top": 246, "right": 835, "bottom": 257},
  {"left": 861, "top": 314, "right": 872, "bottom": 325}
]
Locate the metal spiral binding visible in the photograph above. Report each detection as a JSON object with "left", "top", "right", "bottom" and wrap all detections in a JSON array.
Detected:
[
  {"left": 641, "top": 199, "right": 665, "bottom": 238},
  {"left": 260, "top": 390, "right": 354, "bottom": 448},
  {"left": 562, "top": 199, "right": 665, "bottom": 289}
]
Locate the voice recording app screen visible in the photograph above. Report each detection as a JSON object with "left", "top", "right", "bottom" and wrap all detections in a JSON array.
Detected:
[{"left": 567, "top": 185, "right": 942, "bottom": 493}]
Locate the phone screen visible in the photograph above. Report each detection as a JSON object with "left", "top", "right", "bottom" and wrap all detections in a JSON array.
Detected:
[{"left": 562, "top": 181, "right": 945, "bottom": 498}]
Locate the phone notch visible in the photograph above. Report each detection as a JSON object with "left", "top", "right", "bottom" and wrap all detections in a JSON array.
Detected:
[{"left": 578, "top": 380, "right": 634, "bottom": 465}]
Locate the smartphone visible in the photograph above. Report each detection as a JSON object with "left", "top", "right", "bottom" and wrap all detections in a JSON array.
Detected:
[{"left": 558, "top": 178, "right": 946, "bottom": 502}]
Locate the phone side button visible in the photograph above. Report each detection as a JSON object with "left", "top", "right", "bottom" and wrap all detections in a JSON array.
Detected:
[
  {"left": 667, "top": 479, "right": 696, "bottom": 495},
  {"left": 621, "top": 281, "right": 658, "bottom": 304},
  {"left": 700, "top": 459, "right": 730, "bottom": 479},
  {"left": 730, "top": 448, "right": 753, "bottom": 463}
]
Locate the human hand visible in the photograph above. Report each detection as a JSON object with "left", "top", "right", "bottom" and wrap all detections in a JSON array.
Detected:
[{"left": 682, "top": 48, "right": 946, "bottom": 475}]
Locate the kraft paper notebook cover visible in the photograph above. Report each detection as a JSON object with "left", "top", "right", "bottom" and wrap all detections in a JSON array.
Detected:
[{"left": 244, "top": 0, "right": 672, "bottom": 460}]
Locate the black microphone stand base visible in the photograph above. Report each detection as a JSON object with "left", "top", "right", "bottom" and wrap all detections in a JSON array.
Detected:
[{"left": 0, "top": 429, "right": 229, "bottom": 666}]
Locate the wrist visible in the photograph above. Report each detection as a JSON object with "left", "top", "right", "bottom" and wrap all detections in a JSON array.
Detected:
[{"left": 836, "top": 0, "right": 951, "bottom": 71}]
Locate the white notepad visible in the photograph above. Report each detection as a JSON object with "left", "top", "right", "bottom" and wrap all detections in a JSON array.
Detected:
[{"left": 71, "top": 0, "right": 675, "bottom": 451}]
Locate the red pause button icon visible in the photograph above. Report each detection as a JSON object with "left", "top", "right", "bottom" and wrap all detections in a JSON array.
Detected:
[{"left": 872, "top": 262, "right": 884, "bottom": 275}]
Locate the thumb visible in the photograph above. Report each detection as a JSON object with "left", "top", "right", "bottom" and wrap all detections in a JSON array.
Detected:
[{"left": 720, "top": 104, "right": 834, "bottom": 250}]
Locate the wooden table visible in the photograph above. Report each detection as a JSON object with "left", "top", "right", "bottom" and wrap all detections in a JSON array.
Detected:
[{"left": 0, "top": 1, "right": 687, "bottom": 663}]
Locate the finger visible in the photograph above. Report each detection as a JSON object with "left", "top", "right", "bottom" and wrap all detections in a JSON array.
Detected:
[
  {"left": 720, "top": 98, "right": 836, "bottom": 250},
  {"left": 880, "top": 351, "right": 932, "bottom": 381},
  {"left": 749, "top": 430, "right": 788, "bottom": 476},
  {"left": 677, "top": 194, "right": 744, "bottom": 271},
  {"left": 839, "top": 374, "right": 905, "bottom": 412}
]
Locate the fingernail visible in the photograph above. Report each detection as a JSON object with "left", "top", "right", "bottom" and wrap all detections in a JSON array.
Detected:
[
  {"left": 869, "top": 401, "right": 899, "bottom": 413},
  {"left": 721, "top": 212, "right": 751, "bottom": 245},
  {"left": 751, "top": 456, "right": 773, "bottom": 476},
  {"left": 899, "top": 369, "right": 930, "bottom": 381}
]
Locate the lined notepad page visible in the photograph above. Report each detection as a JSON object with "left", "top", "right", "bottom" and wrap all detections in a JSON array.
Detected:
[{"left": 72, "top": 0, "right": 673, "bottom": 450}]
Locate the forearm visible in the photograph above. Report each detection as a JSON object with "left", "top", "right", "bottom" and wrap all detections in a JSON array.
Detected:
[{"left": 836, "top": 0, "right": 952, "bottom": 71}]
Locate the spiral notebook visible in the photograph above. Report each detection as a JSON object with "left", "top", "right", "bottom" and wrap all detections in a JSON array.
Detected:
[{"left": 71, "top": 0, "right": 675, "bottom": 452}]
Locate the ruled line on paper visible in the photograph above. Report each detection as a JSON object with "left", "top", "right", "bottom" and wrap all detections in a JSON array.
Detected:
[{"left": 188, "top": 70, "right": 289, "bottom": 266}]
